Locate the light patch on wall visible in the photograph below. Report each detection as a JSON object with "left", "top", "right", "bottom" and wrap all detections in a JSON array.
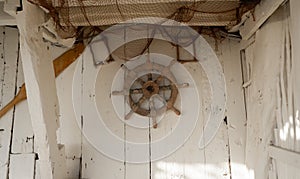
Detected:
[
  {"left": 279, "top": 114, "right": 298, "bottom": 141},
  {"left": 154, "top": 162, "right": 254, "bottom": 179},
  {"left": 295, "top": 110, "right": 300, "bottom": 141}
]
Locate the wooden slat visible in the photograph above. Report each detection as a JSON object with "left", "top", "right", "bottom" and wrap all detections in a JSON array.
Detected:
[
  {"left": 239, "top": 0, "right": 286, "bottom": 40},
  {"left": 290, "top": 0, "right": 300, "bottom": 152},
  {"left": 0, "top": 27, "right": 19, "bottom": 179},
  {"left": 0, "top": 2, "right": 16, "bottom": 26},
  {"left": 150, "top": 38, "right": 231, "bottom": 178},
  {"left": 11, "top": 54, "right": 34, "bottom": 154},
  {"left": 269, "top": 145, "right": 300, "bottom": 168},
  {"left": 243, "top": 8, "right": 284, "bottom": 178},
  {"left": 77, "top": 52, "right": 125, "bottom": 179},
  {"left": 65, "top": 158, "right": 80, "bottom": 179},
  {"left": 9, "top": 154, "right": 35, "bottom": 179},
  {"left": 222, "top": 38, "right": 248, "bottom": 178}
]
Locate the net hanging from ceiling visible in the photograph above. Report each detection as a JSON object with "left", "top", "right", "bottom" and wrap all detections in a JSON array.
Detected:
[{"left": 30, "top": 0, "right": 241, "bottom": 27}]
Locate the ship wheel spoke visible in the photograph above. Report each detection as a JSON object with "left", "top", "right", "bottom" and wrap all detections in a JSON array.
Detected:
[
  {"left": 159, "top": 85, "right": 172, "bottom": 91},
  {"left": 176, "top": 83, "right": 189, "bottom": 88},
  {"left": 149, "top": 97, "right": 158, "bottom": 128},
  {"left": 130, "top": 88, "right": 143, "bottom": 94},
  {"left": 155, "top": 75, "right": 164, "bottom": 84},
  {"left": 136, "top": 78, "right": 145, "bottom": 85},
  {"left": 111, "top": 90, "right": 126, "bottom": 95},
  {"left": 170, "top": 106, "right": 181, "bottom": 116},
  {"left": 125, "top": 110, "right": 134, "bottom": 120}
]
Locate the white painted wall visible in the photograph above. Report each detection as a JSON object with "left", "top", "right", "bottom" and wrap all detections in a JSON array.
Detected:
[
  {"left": 241, "top": 3, "right": 300, "bottom": 179},
  {"left": 56, "top": 35, "right": 247, "bottom": 179},
  {"left": 0, "top": 27, "right": 251, "bottom": 178},
  {"left": 0, "top": 26, "right": 35, "bottom": 179},
  {"left": 1, "top": 1, "right": 300, "bottom": 178}
]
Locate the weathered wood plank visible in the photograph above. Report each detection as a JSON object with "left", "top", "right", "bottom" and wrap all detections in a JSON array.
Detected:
[
  {"left": 65, "top": 158, "right": 80, "bottom": 179},
  {"left": 81, "top": 138, "right": 125, "bottom": 179},
  {"left": 8, "top": 153, "right": 35, "bottom": 179},
  {"left": 0, "top": 2, "right": 16, "bottom": 26},
  {"left": 269, "top": 145, "right": 300, "bottom": 168},
  {"left": 11, "top": 54, "right": 34, "bottom": 154},
  {"left": 150, "top": 36, "right": 231, "bottom": 178},
  {"left": 56, "top": 51, "right": 82, "bottom": 158},
  {"left": 244, "top": 7, "right": 284, "bottom": 179},
  {"left": 239, "top": 0, "right": 286, "bottom": 40},
  {"left": 202, "top": 37, "right": 231, "bottom": 178},
  {"left": 290, "top": 0, "right": 300, "bottom": 153},
  {"left": 223, "top": 38, "right": 248, "bottom": 178},
  {"left": 0, "top": 27, "right": 19, "bottom": 179},
  {"left": 79, "top": 52, "right": 125, "bottom": 179}
]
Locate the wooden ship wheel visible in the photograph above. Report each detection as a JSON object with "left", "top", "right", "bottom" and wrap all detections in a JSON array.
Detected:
[{"left": 112, "top": 57, "right": 189, "bottom": 128}]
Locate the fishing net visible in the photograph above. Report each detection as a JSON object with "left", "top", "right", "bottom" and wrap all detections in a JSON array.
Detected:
[
  {"left": 30, "top": 0, "right": 241, "bottom": 27},
  {"left": 28, "top": 0, "right": 258, "bottom": 62}
]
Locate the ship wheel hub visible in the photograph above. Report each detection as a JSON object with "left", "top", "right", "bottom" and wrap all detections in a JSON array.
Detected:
[{"left": 142, "top": 81, "right": 159, "bottom": 97}]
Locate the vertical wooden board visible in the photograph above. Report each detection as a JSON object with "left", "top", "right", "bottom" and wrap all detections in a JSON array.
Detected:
[
  {"left": 289, "top": 0, "right": 300, "bottom": 153},
  {"left": 244, "top": 8, "right": 284, "bottom": 179},
  {"left": 80, "top": 55, "right": 125, "bottom": 179},
  {"left": 149, "top": 40, "right": 189, "bottom": 179},
  {"left": 11, "top": 100, "right": 33, "bottom": 153},
  {"left": 12, "top": 56, "right": 34, "bottom": 154},
  {"left": 200, "top": 37, "right": 231, "bottom": 178},
  {"left": 0, "top": 27, "right": 4, "bottom": 103},
  {"left": 9, "top": 153, "right": 35, "bottom": 179},
  {"left": 125, "top": 161, "right": 150, "bottom": 179},
  {"left": 65, "top": 158, "right": 80, "bottom": 179},
  {"left": 56, "top": 60, "right": 82, "bottom": 158},
  {"left": 222, "top": 38, "right": 248, "bottom": 178},
  {"left": 202, "top": 124, "right": 231, "bottom": 178},
  {"left": 34, "top": 160, "right": 42, "bottom": 179},
  {"left": 0, "top": 26, "right": 6, "bottom": 179},
  {"left": 81, "top": 138, "right": 125, "bottom": 179},
  {"left": 276, "top": 161, "right": 299, "bottom": 179},
  {"left": 125, "top": 125, "right": 150, "bottom": 179},
  {"left": 150, "top": 50, "right": 230, "bottom": 178},
  {"left": 0, "top": 27, "right": 19, "bottom": 179},
  {"left": 244, "top": 45, "right": 254, "bottom": 103}
]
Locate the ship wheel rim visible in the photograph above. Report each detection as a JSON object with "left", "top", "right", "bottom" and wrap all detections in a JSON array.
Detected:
[{"left": 128, "top": 73, "right": 179, "bottom": 117}]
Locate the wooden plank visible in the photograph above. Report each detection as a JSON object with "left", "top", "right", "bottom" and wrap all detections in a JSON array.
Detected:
[
  {"left": 3, "top": 0, "right": 20, "bottom": 17},
  {"left": 150, "top": 36, "right": 230, "bottom": 178},
  {"left": 290, "top": 0, "right": 300, "bottom": 153},
  {"left": 55, "top": 48, "right": 82, "bottom": 158},
  {"left": 16, "top": 1, "right": 66, "bottom": 178},
  {"left": 240, "top": 35, "right": 255, "bottom": 51},
  {"left": 239, "top": 0, "right": 286, "bottom": 40},
  {"left": 0, "top": 27, "right": 19, "bottom": 179},
  {"left": 11, "top": 54, "right": 34, "bottom": 154},
  {"left": 244, "top": 7, "right": 285, "bottom": 179},
  {"left": 222, "top": 38, "right": 248, "bottom": 178},
  {"left": 8, "top": 153, "right": 35, "bottom": 179},
  {"left": 80, "top": 52, "right": 125, "bottom": 179},
  {"left": 81, "top": 138, "right": 125, "bottom": 179},
  {"left": 65, "top": 158, "right": 80, "bottom": 179},
  {"left": 269, "top": 145, "right": 300, "bottom": 168},
  {"left": 201, "top": 38, "right": 231, "bottom": 178},
  {"left": 0, "top": 26, "right": 5, "bottom": 179},
  {"left": 0, "top": 2, "right": 16, "bottom": 26}
]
